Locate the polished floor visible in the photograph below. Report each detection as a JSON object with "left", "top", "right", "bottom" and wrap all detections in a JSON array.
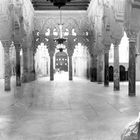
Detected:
[{"left": 0, "top": 75, "right": 140, "bottom": 140}]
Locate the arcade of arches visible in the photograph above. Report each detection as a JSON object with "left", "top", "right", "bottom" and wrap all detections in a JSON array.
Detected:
[{"left": 0, "top": 0, "right": 140, "bottom": 139}]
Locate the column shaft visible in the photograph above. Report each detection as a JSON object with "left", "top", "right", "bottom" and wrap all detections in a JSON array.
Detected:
[
  {"left": 97, "top": 54, "right": 103, "bottom": 84},
  {"left": 50, "top": 55, "right": 54, "bottom": 81},
  {"left": 128, "top": 41, "right": 136, "bottom": 96},
  {"left": 69, "top": 56, "right": 73, "bottom": 81},
  {"left": 90, "top": 55, "right": 97, "bottom": 82},
  {"left": 93, "top": 55, "right": 97, "bottom": 82},
  {"left": 15, "top": 44, "right": 21, "bottom": 86},
  {"left": 114, "top": 45, "right": 120, "bottom": 91},
  {"left": 3, "top": 41, "right": 11, "bottom": 91},
  {"left": 90, "top": 55, "right": 94, "bottom": 82},
  {"left": 22, "top": 47, "right": 28, "bottom": 82},
  {"left": 104, "top": 50, "right": 109, "bottom": 87},
  {"left": 32, "top": 53, "right": 36, "bottom": 80}
]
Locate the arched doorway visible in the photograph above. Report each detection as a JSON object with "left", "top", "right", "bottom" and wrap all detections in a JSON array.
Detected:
[
  {"left": 34, "top": 43, "right": 50, "bottom": 78},
  {"left": 73, "top": 43, "right": 90, "bottom": 79}
]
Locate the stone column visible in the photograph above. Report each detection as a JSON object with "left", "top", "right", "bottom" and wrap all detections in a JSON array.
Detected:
[
  {"left": 50, "top": 54, "right": 54, "bottom": 81},
  {"left": 30, "top": 39, "right": 37, "bottom": 81},
  {"left": 2, "top": 41, "right": 11, "bottom": 91},
  {"left": 104, "top": 47, "right": 110, "bottom": 87},
  {"left": 113, "top": 42, "right": 120, "bottom": 91},
  {"left": 90, "top": 54, "right": 97, "bottom": 82},
  {"left": 32, "top": 52, "right": 36, "bottom": 80},
  {"left": 69, "top": 55, "right": 73, "bottom": 81},
  {"left": 92, "top": 55, "right": 97, "bottom": 82},
  {"left": 90, "top": 54, "right": 94, "bottom": 82},
  {"left": 67, "top": 38, "right": 74, "bottom": 81},
  {"left": 97, "top": 53, "right": 103, "bottom": 84},
  {"left": 15, "top": 43, "right": 21, "bottom": 86},
  {"left": 128, "top": 32, "right": 137, "bottom": 96},
  {"left": 22, "top": 47, "right": 28, "bottom": 82},
  {"left": 87, "top": 58, "right": 90, "bottom": 79}
]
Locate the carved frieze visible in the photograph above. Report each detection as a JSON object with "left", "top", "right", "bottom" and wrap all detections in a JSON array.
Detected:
[{"left": 34, "top": 11, "right": 93, "bottom": 56}]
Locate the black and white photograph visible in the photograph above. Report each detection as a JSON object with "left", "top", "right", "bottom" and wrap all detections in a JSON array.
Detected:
[{"left": 0, "top": 0, "right": 140, "bottom": 139}]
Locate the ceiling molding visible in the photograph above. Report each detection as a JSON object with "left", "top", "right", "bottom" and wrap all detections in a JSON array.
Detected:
[{"left": 32, "top": 0, "right": 90, "bottom": 10}]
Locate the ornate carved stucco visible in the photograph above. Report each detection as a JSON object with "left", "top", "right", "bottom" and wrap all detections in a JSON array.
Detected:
[
  {"left": 34, "top": 11, "right": 94, "bottom": 55},
  {"left": 34, "top": 11, "right": 90, "bottom": 35}
]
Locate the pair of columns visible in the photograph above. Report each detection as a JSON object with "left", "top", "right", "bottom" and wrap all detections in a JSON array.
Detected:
[
  {"left": 49, "top": 54, "right": 73, "bottom": 81},
  {"left": 2, "top": 41, "right": 21, "bottom": 91},
  {"left": 103, "top": 35, "right": 137, "bottom": 96},
  {"left": 103, "top": 43, "right": 120, "bottom": 90}
]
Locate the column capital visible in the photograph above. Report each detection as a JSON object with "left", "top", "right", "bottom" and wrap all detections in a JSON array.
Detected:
[
  {"left": 97, "top": 49, "right": 104, "bottom": 56},
  {"left": 49, "top": 51, "right": 55, "bottom": 58},
  {"left": 14, "top": 42, "right": 21, "bottom": 52},
  {"left": 67, "top": 43, "right": 74, "bottom": 57},
  {"left": 113, "top": 39, "right": 121, "bottom": 47},
  {"left": 1, "top": 40, "right": 11, "bottom": 49},
  {"left": 127, "top": 30, "right": 138, "bottom": 43},
  {"left": 104, "top": 44, "right": 111, "bottom": 54},
  {"left": 67, "top": 49, "right": 74, "bottom": 57}
]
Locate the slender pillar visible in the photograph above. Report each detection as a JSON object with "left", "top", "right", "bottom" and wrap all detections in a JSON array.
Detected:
[
  {"left": 113, "top": 43, "right": 120, "bottom": 91},
  {"left": 93, "top": 55, "right": 97, "bottom": 82},
  {"left": 128, "top": 34, "right": 137, "bottom": 96},
  {"left": 50, "top": 55, "right": 54, "bottom": 81},
  {"left": 90, "top": 54, "right": 97, "bottom": 82},
  {"left": 87, "top": 58, "right": 90, "bottom": 79},
  {"left": 2, "top": 41, "right": 11, "bottom": 91},
  {"left": 69, "top": 55, "right": 73, "bottom": 81},
  {"left": 67, "top": 38, "right": 74, "bottom": 81},
  {"left": 32, "top": 53, "right": 36, "bottom": 80},
  {"left": 104, "top": 48, "right": 109, "bottom": 87},
  {"left": 97, "top": 53, "right": 103, "bottom": 84},
  {"left": 22, "top": 47, "right": 28, "bottom": 82},
  {"left": 90, "top": 54, "right": 94, "bottom": 82},
  {"left": 15, "top": 43, "right": 21, "bottom": 86}
]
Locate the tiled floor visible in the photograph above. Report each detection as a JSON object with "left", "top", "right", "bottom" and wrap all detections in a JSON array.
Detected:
[{"left": 0, "top": 76, "right": 140, "bottom": 140}]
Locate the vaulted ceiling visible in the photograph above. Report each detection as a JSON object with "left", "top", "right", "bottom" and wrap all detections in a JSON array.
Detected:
[{"left": 32, "top": 0, "right": 90, "bottom": 10}]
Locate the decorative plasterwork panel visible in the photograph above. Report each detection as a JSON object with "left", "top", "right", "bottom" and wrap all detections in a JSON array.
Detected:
[
  {"left": 34, "top": 11, "right": 94, "bottom": 55},
  {"left": 34, "top": 11, "right": 90, "bottom": 35}
]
